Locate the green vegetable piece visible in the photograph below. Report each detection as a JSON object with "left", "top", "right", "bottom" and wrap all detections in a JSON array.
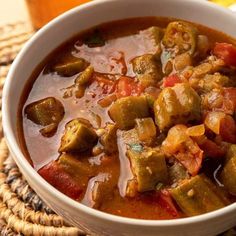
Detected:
[
  {"left": 142, "top": 26, "right": 164, "bottom": 46},
  {"left": 132, "top": 54, "right": 162, "bottom": 87},
  {"left": 84, "top": 30, "right": 105, "bottom": 48},
  {"left": 171, "top": 175, "right": 229, "bottom": 216},
  {"left": 128, "top": 143, "right": 143, "bottom": 153},
  {"left": 221, "top": 155, "right": 236, "bottom": 196},
  {"left": 40, "top": 123, "right": 58, "bottom": 137},
  {"left": 127, "top": 149, "right": 168, "bottom": 192},
  {"left": 174, "top": 52, "right": 192, "bottom": 71},
  {"left": 197, "top": 73, "right": 230, "bottom": 93},
  {"left": 54, "top": 56, "right": 89, "bottom": 77},
  {"left": 75, "top": 65, "right": 94, "bottom": 86},
  {"left": 169, "top": 162, "right": 189, "bottom": 185},
  {"left": 73, "top": 66, "right": 94, "bottom": 99},
  {"left": 25, "top": 97, "right": 64, "bottom": 126},
  {"left": 100, "top": 124, "right": 118, "bottom": 155},
  {"left": 121, "top": 128, "right": 140, "bottom": 147},
  {"left": 109, "top": 96, "right": 149, "bottom": 130},
  {"left": 58, "top": 153, "right": 94, "bottom": 177},
  {"left": 90, "top": 173, "right": 117, "bottom": 208},
  {"left": 154, "top": 87, "right": 179, "bottom": 131},
  {"left": 154, "top": 83, "right": 201, "bottom": 130},
  {"left": 135, "top": 118, "right": 157, "bottom": 146},
  {"left": 226, "top": 144, "right": 236, "bottom": 163},
  {"left": 59, "top": 119, "right": 98, "bottom": 153},
  {"left": 163, "top": 21, "right": 198, "bottom": 55},
  {"left": 74, "top": 85, "right": 86, "bottom": 99},
  {"left": 145, "top": 94, "right": 156, "bottom": 108}
]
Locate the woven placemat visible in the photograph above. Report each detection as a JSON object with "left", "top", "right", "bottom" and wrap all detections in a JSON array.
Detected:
[{"left": 0, "top": 21, "right": 235, "bottom": 236}]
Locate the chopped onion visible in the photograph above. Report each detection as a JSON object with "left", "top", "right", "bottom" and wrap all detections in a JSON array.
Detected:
[
  {"left": 204, "top": 111, "right": 225, "bottom": 134},
  {"left": 162, "top": 125, "right": 188, "bottom": 154},
  {"left": 186, "top": 124, "right": 205, "bottom": 137}
]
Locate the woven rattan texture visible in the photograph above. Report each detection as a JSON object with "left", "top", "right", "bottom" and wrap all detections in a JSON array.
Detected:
[
  {"left": 0, "top": 21, "right": 235, "bottom": 236},
  {"left": 0, "top": 22, "right": 84, "bottom": 236}
]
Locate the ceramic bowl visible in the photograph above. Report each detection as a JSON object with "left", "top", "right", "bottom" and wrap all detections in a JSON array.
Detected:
[{"left": 2, "top": 0, "right": 236, "bottom": 235}]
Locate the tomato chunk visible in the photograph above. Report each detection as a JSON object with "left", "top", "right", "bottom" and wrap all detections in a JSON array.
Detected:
[
  {"left": 142, "top": 190, "right": 180, "bottom": 218},
  {"left": 213, "top": 43, "right": 236, "bottom": 67},
  {"left": 199, "top": 138, "right": 225, "bottom": 158},
  {"left": 163, "top": 74, "right": 181, "bottom": 87},
  {"left": 162, "top": 125, "right": 203, "bottom": 176},
  {"left": 223, "top": 88, "right": 236, "bottom": 114},
  {"left": 94, "top": 74, "right": 117, "bottom": 94},
  {"left": 39, "top": 161, "right": 82, "bottom": 200},
  {"left": 116, "top": 76, "right": 143, "bottom": 98},
  {"left": 157, "top": 190, "right": 180, "bottom": 218},
  {"left": 220, "top": 115, "right": 236, "bottom": 144}
]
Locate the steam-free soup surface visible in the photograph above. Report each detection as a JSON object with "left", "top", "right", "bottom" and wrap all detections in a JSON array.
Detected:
[{"left": 19, "top": 17, "right": 236, "bottom": 219}]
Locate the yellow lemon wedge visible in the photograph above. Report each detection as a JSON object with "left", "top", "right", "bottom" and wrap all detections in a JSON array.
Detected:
[{"left": 210, "top": 0, "right": 236, "bottom": 7}]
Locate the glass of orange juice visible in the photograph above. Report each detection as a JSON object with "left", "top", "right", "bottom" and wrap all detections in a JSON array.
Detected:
[{"left": 25, "top": 0, "right": 91, "bottom": 29}]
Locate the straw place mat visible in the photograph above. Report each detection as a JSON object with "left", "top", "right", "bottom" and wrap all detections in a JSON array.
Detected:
[{"left": 0, "top": 21, "right": 235, "bottom": 236}]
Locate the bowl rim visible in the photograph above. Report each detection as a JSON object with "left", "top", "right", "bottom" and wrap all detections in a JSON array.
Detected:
[{"left": 2, "top": 0, "right": 236, "bottom": 227}]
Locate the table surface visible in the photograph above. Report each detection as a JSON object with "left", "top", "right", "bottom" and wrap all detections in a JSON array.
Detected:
[{"left": 0, "top": 0, "right": 29, "bottom": 26}]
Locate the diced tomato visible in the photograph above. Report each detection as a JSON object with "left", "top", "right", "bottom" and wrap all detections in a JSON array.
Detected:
[
  {"left": 39, "top": 161, "right": 82, "bottom": 200},
  {"left": 157, "top": 190, "right": 180, "bottom": 218},
  {"left": 116, "top": 76, "right": 132, "bottom": 98},
  {"left": 116, "top": 76, "right": 144, "bottom": 98},
  {"left": 174, "top": 142, "right": 203, "bottom": 176},
  {"left": 199, "top": 138, "right": 225, "bottom": 158},
  {"left": 223, "top": 88, "right": 236, "bottom": 114},
  {"left": 220, "top": 115, "right": 236, "bottom": 144},
  {"left": 94, "top": 74, "right": 117, "bottom": 94},
  {"left": 204, "top": 88, "right": 236, "bottom": 115},
  {"left": 213, "top": 43, "right": 236, "bottom": 67},
  {"left": 162, "top": 125, "right": 203, "bottom": 176},
  {"left": 163, "top": 74, "right": 182, "bottom": 87}
]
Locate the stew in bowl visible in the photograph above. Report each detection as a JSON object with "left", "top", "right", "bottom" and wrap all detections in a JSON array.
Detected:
[{"left": 19, "top": 17, "right": 236, "bottom": 220}]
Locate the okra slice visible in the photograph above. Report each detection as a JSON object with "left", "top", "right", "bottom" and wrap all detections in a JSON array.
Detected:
[
  {"left": 169, "top": 162, "right": 189, "bottom": 186},
  {"left": 197, "top": 73, "right": 230, "bottom": 93},
  {"left": 221, "top": 155, "right": 236, "bottom": 195},
  {"left": 163, "top": 21, "right": 198, "bottom": 55},
  {"left": 58, "top": 153, "right": 94, "bottom": 178},
  {"left": 75, "top": 65, "right": 94, "bottom": 86},
  {"left": 135, "top": 118, "right": 157, "bottom": 146},
  {"left": 154, "top": 83, "right": 201, "bottom": 131},
  {"left": 142, "top": 26, "right": 164, "bottom": 46},
  {"left": 173, "top": 83, "right": 201, "bottom": 119},
  {"left": 54, "top": 56, "right": 89, "bottom": 77},
  {"left": 59, "top": 119, "right": 98, "bottom": 153},
  {"left": 40, "top": 123, "right": 58, "bottom": 137},
  {"left": 173, "top": 52, "right": 192, "bottom": 71},
  {"left": 171, "top": 175, "right": 229, "bottom": 216},
  {"left": 74, "top": 85, "right": 86, "bottom": 99},
  {"left": 90, "top": 173, "right": 116, "bottom": 208},
  {"left": 225, "top": 144, "right": 236, "bottom": 163},
  {"left": 127, "top": 148, "right": 168, "bottom": 192},
  {"left": 109, "top": 96, "right": 150, "bottom": 130},
  {"left": 25, "top": 97, "right": 64, "bottom": 126},
  {"left": 132, "top": 54, "right": 162, "bottom": 87},
  {"left": 154, "top": 87, "right": 180, "bottom": 131},
  {"left": 100, "top": 124, "right": 118, "bottom": 155}
]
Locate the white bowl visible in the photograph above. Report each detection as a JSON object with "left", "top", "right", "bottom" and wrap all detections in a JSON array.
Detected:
[{"left": 3, "top": 0, "right": 236, "bottom": 235}]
